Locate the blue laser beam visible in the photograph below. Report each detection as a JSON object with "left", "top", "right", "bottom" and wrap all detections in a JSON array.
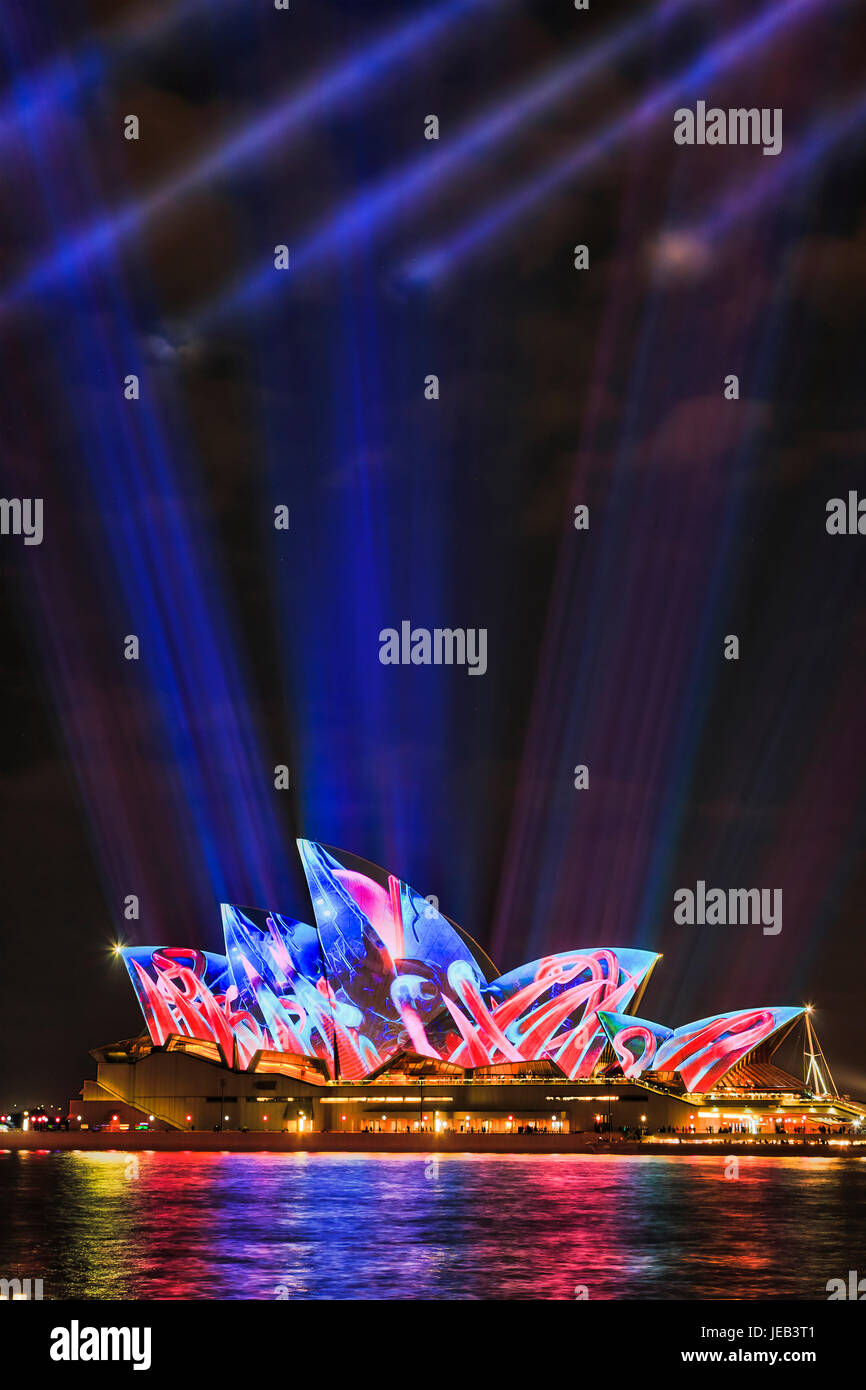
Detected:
[
  {"left": 689, "top": 87, "right": 866, "bottom": 241},
  {"left": 0, "top": 4, "right": 298, "bottom": 919},
  {"left": 0, "top": 0, "right": 503, "bottom": 314},
  {"left": 195, "top": 0, "right": 708, "bottom": 326},
  {"left": 404, "top": 0, "right": 850, "bottom": 279},
  {"left": 0, "top": 0, "right": 240, "bottom": 160}
]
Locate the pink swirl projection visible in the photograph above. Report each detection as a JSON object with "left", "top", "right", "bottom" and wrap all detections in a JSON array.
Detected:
[
  {"left": 121, "top": 847, "right": 798, "bottom": 1093},
  {"left": 448, "top": 964, "right": 523, "bottom": 1063},
  {"left": 235, "top": 954, "right": 309, "bottom": 1056},
  {"left": 441, "top": 993, "right": 494, "bottom": 1068},
  {"left": 512, "top": 954, "right": 618, "bottom": 1056},
  {"left": 491, "top": 952, "right": 609, "bottom": 1032},
  {"left": 129, "top": 937, "right": 660, "bottom": 1082},
  {"left": 331, "top": 869, "right": 401, "bottom": 963},
  {"left": 550, "top": 972, "right": 647, "bottom": 1078},
  {"left": 398, "top": 1003, "right": 442, "bottom": 1059},
  {"left": 611, "top": 1025, "right": 658, "bottom": 1079},
  {"left": 656, "top": 1010, "right": 777, "bottom": 1091},
  {"left": 436, "top": 951, "right": 637, "bottom": 1074},
  {"left": 131, "top": 950, "right": 265, "bottom": 1066}
]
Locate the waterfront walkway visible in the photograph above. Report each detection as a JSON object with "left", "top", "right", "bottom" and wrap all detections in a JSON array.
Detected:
[{"left": 1, "top": 1131, "right": 860, "bottom": 1156}]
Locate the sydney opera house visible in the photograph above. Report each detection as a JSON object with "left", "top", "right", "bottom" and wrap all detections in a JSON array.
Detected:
[{"left": 74, "top": 840, "right": 862, "bottom": 1138}]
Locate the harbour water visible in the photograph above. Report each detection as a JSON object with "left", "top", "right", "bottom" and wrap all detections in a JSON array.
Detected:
[{"left": 2, "top": 1150, "right": 864, "bottom": 1300}]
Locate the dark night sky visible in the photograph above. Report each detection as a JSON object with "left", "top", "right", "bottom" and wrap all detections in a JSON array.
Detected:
[{"left": 1, "top": 0, "right": 865, "bottom": 1112}]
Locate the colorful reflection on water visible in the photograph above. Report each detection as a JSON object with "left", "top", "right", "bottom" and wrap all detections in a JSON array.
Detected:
[{"left": 1, "top": 1151, "right": 864, "bottom": 1300}]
